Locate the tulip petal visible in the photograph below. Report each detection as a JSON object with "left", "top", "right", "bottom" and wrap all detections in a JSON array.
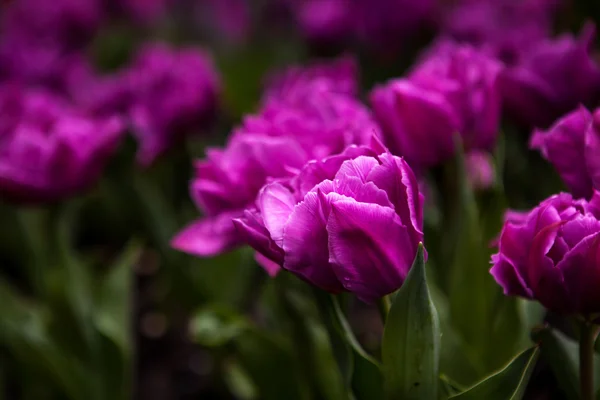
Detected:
[
  {"left": 282, "top": 191, "right": 344, "bottom": 292},
  {"left": 528, "top": 223, "right": 572, "bottom": 313},
  {"left": 326, "top": 199, "right": 415, "bottom": 303},
  {"left": 258, "top": 182, "right": 296, "bottom": 247},
  {"left": 557, "top": 231, "right": 600, "bottom": 314},
  {"left": 561, "top": 216, "right": 600, "bottom": 248},
  {"left": 232, "top": 208, "right": 284, "bottom": 264},
  {"left": 254, "top": 252, "right": 281, "bottom": 277},
  {"left": 334, "top": 156, "right": 379, "bottom": 182},
  {"left": 171, "top": 211, "right": 242, "bottom": 256},
  {"left": 530, "top": 107, "right": 593, "bottom": 198},
  {"left": 367, "top": 153, "right": 424, "bottom": 244},
  {"left": 490, "top": 253, "right": 533, "bottom": 298}
]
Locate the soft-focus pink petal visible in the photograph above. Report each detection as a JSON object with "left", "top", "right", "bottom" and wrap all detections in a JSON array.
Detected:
[{"left": 171, "top": 212, "right": 242, "bottom": 257}]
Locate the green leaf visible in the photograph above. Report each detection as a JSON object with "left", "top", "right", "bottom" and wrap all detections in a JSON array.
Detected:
[
  {"left": 190, "top": 305, "right": 249, "bottom": 347},
  {"left": 382, "top": 244, "right": 440, "bottom": 400},
  {"left": 190, "top": 305, "right": 310, "bottom": 400},
  {"left": 449, "top": 347, "right": 540, "bottom": 400},
  {"left": 285, "top": 291, "right": 349, "bottom": 400},
  {"left": 327, "top": 296, "right": 383, "bottom": 399},
  {"left": 533, "top": 326, "right": 600, "bottom": 400},
  {"left": 94, "top": 241, "right": 140, "bottom": 359},
  {"left": 0, "top": 279, "right": 89, "bottom": 400},
  {"left": 444, "top": 142, "right": 528, "bottom": 379}
]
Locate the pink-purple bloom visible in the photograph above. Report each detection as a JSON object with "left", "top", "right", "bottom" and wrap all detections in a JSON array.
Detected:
[
  {"left": 290, "top": 0, "right": 434, "bottom": 51},
  {"left": 465, "top": 150, "right": 496, "bottom": 190},
  {"left": 0, "top": 0, "right": 102, "bottom": 88},
  {"left": 370, "top": 41, "right": 502, "bottom": 168},
  {"left": 72, "top": 42, "right": 221, "bottom": 166},
  {"left": 172, "top": 59, "right": 380, "bottom": 259},
  {"left": 491, "top": 191, "right": 600, "bottom": 315},
  {"left": 0, "top": 86, "right": 123, "bottom": 204},
  {"left": 500, "top": 24, "right": 600, "bottom": 128},
  {"left": 443, "top": 0, "right": 558, "bottom": 64},
  {"left": 234, "top": 148, "right": 425, "bottom": 303},
  {"left": 530, "top": 106, "right": 600, "bottom": 199}
]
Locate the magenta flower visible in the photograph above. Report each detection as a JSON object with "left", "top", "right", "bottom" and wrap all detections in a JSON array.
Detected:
[
  {"left": 0, "top": 0, "right": 102, "bottom": 88},
  {"left": 500, "top": 24, "right": 600, "bottom": 128},
  {"left": 290, "top": 0, "right": 434, "bottom": 52},
  {"left": 443, "top": 0, "right": 557, "bottom": 64},
  {"left": 530, "top": 107, "right": 600, "bottom": 199},
  {"left": 71, "top": 42, "right": 221, "bottom": 166},
  {"left": 172, "top": 71, "right": 380, "bottom": 258},
  {"left": 234, "top": 149, "right": 424, "bottom": 302},
  {"left": 263, "top": 56, "right": 358, "bottom": 102},
  {"left": 370, "top": 41, "right": 502, "bottom": 168},
  {"left": 0, "top": 86, "right": 123, "bottom": 204},
  {"left": 491, "top": 191, "right": 600, "bottom": 315}
]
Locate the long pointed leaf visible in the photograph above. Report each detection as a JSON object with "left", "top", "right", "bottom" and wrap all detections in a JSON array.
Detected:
[
  {"left": 382, "top": 244, "right": 440, "bottom": 400},
  {"left": 449, "top": 347, "right": 540, "bottom": 400}
]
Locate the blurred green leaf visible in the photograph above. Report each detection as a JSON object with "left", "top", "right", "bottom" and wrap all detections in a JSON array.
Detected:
[
  {"left": 325, "top": 295, "right": 383, "bottom": 399},
  {"left": 190, "top": 303, "right": 310, "bottom": 400},
  {"left": 0, "top": 279, "right": 89, "bottom": 400},
  {"left": 449, "top": 347, "right": 539, "bottom": 400},
  {"left": 382, "top": 244, "right": 440, "bottom": 400},
  {"left": 191, "top": 305, "right": 249, "bottom": 347},
  {"left": 94, "top": 241, "right": 140, "bottom": 360},
  {"left": 223, "top": 360, "right": 258, "bottom": 400},
  {"left": 532, "top": 326, "right": 600, "bottom": 400},
  {"left": 444, "top": 142, "right": 528, "bottom": 382},
  {"left": 284, "top": 290, "right": 349, "bottom": 400}
]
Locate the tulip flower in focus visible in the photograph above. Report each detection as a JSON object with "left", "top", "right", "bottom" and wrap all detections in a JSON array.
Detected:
[
  {"left": 235, "top": 148, "right": 424, "bottom": 303},
  {"left": 491, "top": 191, "right": 600, "bottom": 315},
  {"left": 370, "top": 41, "right": 502, "bottom": 169},
  {"left": 172, "top": 58, "right": 379, "bottom": 258},
  {"left": 0, "top": 86, "right": 123, "bottom": 204},
  {"left": 530, "top": 106, "right": 600, "bottom": 199}
]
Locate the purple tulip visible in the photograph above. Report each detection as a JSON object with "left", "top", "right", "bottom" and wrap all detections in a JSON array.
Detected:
[
  {"left": 442, "top": 0, "right": 558, "bottom": 64},
  {"left": 234, "top": 148, "right": 424, "bottom": 302},
  {"left": 70, "top": 42, "right": 221, "bottom": 166},
  {"left": 290, "top": 0, "right": 434, "bottom": 52},
  {"left": 0, "top": 85, "right": 123, "bottom": 204},
  {"left": 263, "top": 56, "right": 358, "bottom": 102},
  {"left": 0, "top": 0, "right": 102, "bottom": 88},
  {"left": 530, "top": 107, "right": 600, "bottom": 199},
  {"left": 500, "top": 24, "right": 600, "bottom": 128},
  {"left": 370, "top": 41, "right": 502, "bottom": 168},
  {"left": 172, "top": 67, "right": 380, "bottom": 258},
  {"left": 491, "top": 191, "right": 600, "bottom": 315}
]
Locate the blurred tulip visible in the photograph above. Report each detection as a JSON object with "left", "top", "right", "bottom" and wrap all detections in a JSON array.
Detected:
[
  {"left": 491, "top": 191, "right": 600, "bottom": 315},
  {"left": 500, "top": 24, "right": 600, "bottom": 128},
  {"left": 370, "top": 41, "right": 502, "bottom": 168},
  {"left": 443, "top": 0, "right": 557, "bottom": 64},
  {"left": 0, "top": 86, "right": 123, "bottom": 204},
  {"left": 530, "top": 106, "right": 600, "bottom": 198}
]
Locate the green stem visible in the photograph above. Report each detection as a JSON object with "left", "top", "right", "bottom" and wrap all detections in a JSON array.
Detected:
[
  {"left": 377, "top": 295, "right": 391, "bottom": 324},
  {"left": 579, "top": 321, "right": 600, "bottom": 400},
  {"left": 15, "top": 208, "right": 46, "bottom": 296}
]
